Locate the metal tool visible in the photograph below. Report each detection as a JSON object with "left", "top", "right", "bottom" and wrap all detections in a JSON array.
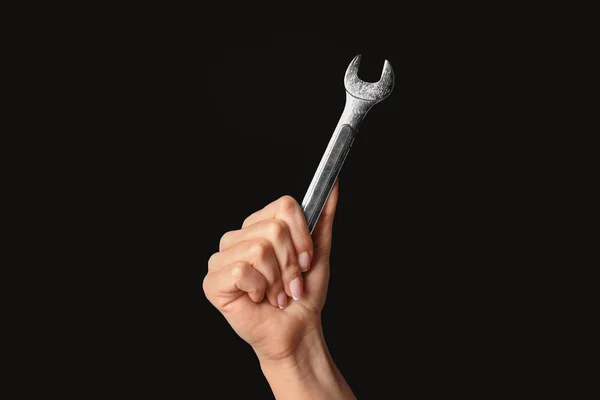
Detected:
[{"left": 301, "top": 54, "right": 395, "bottom": 233}]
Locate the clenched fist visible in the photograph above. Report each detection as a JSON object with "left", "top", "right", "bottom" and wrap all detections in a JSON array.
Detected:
[{"left": 203, "top": 182, "right": 355, "bottom": 399}]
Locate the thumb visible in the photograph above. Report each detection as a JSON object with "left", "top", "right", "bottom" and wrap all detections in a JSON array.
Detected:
[{"left": 311, "top": 180, "right": 339, "bottom": 265}]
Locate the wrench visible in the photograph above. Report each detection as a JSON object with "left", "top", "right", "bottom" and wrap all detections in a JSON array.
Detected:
[{"left": 302, "top": 54, "right": 395, "bottom": 233}]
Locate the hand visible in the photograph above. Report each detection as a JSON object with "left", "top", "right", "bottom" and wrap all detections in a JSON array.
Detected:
[
  {"left": 203, "top": 183, "right": 337, "bottom": 361},
  {"left": 204, "top": 182, "right": 355, "bottom": 399}
]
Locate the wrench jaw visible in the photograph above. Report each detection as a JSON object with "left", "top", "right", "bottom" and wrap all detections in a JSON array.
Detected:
[
  {"left": 344, "top": 54, "right": 395, "bottom": 103},
  {"left": 340, "top": 55, "right": 395, "bottom": 131},
  {"left": 380, "top": 60, "right": 395, "bottom": 96}
]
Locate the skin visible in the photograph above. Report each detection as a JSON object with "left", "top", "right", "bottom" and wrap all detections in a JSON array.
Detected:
[{"left": 203, "top": 181, "right": 355, "bottom": 399}]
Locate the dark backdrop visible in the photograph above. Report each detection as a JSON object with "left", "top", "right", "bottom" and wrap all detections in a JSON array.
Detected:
[
  {"left": 202, "top": 33, "right": 412, "bottom": 397},
  {"left": 75, "top": 28, "right": 531, "bottom": 398},
  {"left": 192, "top": 31, "right": 505, "bottom": 397}
]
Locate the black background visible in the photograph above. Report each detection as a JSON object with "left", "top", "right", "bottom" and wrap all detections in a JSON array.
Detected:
[
  {"left": 161, "top": 30, "right": 513, "bottom": 397},
  {"left": 201, "top": 33, "right": 416, "bottom": 397},
  {"left": 12, "top": 5, "right": 589, "bottom": 396},
  {"left": 55, "top": 27, "right": 541, "bottom": 397}
]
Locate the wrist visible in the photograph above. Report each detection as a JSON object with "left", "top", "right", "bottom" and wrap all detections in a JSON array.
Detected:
[
  {"left": 258, "top": 325, "right": 355, "bottom": 399},
  {"left": 259, "top": 324, "right": 328, "bottom": 378}
]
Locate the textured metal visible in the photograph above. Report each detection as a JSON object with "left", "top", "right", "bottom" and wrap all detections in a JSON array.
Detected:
[{"left": 302, "top": 55, "right": 395, "bottom": 233}]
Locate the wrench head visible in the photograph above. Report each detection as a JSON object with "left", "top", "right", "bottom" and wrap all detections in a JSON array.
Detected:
[{"left": 344, "top": 54, "right": 394, "bottom": 102}]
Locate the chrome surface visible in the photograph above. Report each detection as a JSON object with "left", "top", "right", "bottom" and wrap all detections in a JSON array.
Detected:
[{"left": 302, "top": 55, "right": 394, "bottom": 233}]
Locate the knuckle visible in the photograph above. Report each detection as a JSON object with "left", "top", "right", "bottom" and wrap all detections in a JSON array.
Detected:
[
  {"left": 249, "top": 286, "right": 261, "bottom": 296},
  {"left": 306, "top": 235, "right": 314, "bottom": 251},
  {"left": 270, "top": 280, "right": 284, "bottom": 292},
  {"left": 249, "top": 239, "right": 271, "bottom": 259},
  {"left": 267, "top": 219, "right": 287, "bottom": 240},
  {"left": 276, "top": 249, "right": 295, "bottom": 272},
  {"left": 249, "top": 287, "right": 264, "bottom": 300},
  {"left": 281, "top": 258, "right": 299, "bottom": 273},
  {"left": 231, "top": 262, "right": 248, "bottom": 278},
  {"left": 278, "top": 195, "right": 299, "bottom": 214},
  {"left": 219, "top": 231, "right": 234, "bottom": 249},
  {"left": 242, "top": 211, "right": 258, "bottom": 228},
  {"left": 298, "top": 231, "right": 313, "bottom": 249},
  {"left": 207, "top": 252, "right": 220, "bottom": 271},
  {"left": 202, "top": 274, "right": 211, "bottom": 298},
  {"left": 202, "top": 274, "right": 208, "bottom": 292},
  {"left": 295, "top": 236, "right": 314, "bottom": 258}
]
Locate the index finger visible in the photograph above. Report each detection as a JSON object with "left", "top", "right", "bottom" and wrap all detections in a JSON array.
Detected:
[{"left": 243, "top": 195, "right": 313, "bottom": 271}]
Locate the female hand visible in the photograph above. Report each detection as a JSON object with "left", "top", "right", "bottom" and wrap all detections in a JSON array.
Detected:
[
  {"left": 203, "top": 184, "right": 337, "bottom": 361},
  {"left": 203, "top": 182, "right": 355, "bottom": 399}
]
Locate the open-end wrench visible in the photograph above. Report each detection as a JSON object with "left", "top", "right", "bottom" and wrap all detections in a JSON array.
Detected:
[{"left": 302, "top": 54, "right": 395, "bottom": 233}]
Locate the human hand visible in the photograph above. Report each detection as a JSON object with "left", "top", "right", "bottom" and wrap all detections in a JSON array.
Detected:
[
  {"left": 204, "top": 182, "right": 355, "bottom": 399},
  {"left": 203, "top": 183, "right": 338, "bottom": 362}
]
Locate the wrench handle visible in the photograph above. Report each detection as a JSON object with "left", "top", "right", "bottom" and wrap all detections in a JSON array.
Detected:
[{"left": 302, "top": 124, "right": 355, "bottom": 234}]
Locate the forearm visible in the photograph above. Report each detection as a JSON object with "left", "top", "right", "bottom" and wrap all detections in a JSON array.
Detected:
[{"left": 258, "top": 326, "right": 356, "bottom": 400}]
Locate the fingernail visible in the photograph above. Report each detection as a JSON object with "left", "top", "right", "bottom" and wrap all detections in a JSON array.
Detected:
[
  {"left": 277, "top": 292, "right": 287, "bottom": 309},
  {"left": 290, "top": 277, "right": 303, "bottom": 300},
  {"left": 299, "top": 251, "right": 311, "bottom": 271}
]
